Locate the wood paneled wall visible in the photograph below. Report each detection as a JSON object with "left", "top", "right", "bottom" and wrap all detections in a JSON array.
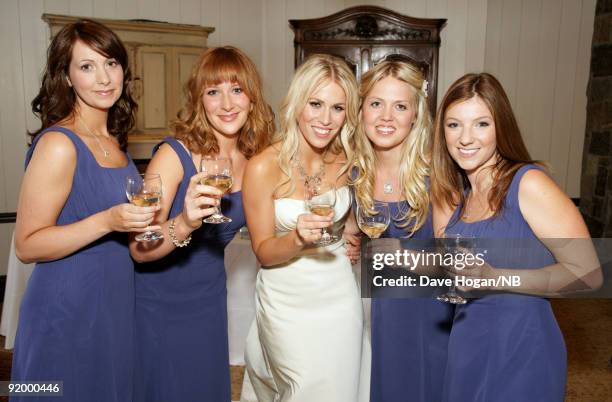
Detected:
[
  {"left": 0, "top": 0, "right": 597, "bottom": 273},
  {"left": 484, "top": 0, "right": 596, "bottom": 196}
]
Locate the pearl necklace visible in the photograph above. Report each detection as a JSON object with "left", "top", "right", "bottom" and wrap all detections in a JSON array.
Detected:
[{"left": 79, "top": 116, "right": 110, "bottom": 158}]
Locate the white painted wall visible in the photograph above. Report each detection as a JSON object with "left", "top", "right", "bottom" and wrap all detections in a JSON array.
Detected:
[{"left": 0, "top": 0, "right": 597, "bottom": 274}]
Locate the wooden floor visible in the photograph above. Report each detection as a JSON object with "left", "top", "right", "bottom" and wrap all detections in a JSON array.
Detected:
[{"left": 1, "top": 299, "right": 611, "bottom": 402}]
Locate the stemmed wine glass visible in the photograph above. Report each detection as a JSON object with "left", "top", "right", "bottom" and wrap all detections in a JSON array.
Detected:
[
  {"left": 126, "top": 173, "right": 163, "bottom": 242},
  {"left": 305, "top": 180, "right": 337, "bottom": 245},
  {"left": 436, "top": 233, "right": 475, "bottom": 305},
  {"left": 200, "top": 156, "right": 233, "bottom": 224},
  {"left": 357, "top": 201, "right": 391, "bottom": 239}
]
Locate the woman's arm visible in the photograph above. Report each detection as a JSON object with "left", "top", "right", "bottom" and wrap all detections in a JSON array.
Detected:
[
  {"left": 343, "top": 207, "right": 361, "bottom": 264},
  {"left": 243, "top": 150, "right": 333, "bottom": 267},
  {"left": 463, "top": 169, "right": 602, "bottom": 296},
  {"left": 15, "top": 132, "right": 159, "bottom": 263},
  {"left": 129, "top": 143, "right": 221, "bottom": 263}
]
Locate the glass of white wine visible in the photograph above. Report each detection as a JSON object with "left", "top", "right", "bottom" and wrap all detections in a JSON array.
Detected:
[
  {"left": 305, "top": 180, "right": 337, "bottom": 246},
  {"left": 126, "top": 173, "right": 163, "bottom": 242},
  {"left": 436, "top": 233, "right": 474, "bottom": 305},
  {"left": 357, "top": 201, "right": 390, "bottom": 239},
  {"left": 200, "top": 156, "right": 233, "bottom": 224}
]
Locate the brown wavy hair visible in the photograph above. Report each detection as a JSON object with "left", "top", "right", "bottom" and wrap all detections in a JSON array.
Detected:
[
  {"left": 172, "top": 46, "right": 275, "bottom": 158},
  {"left": 30, "top": 19, "right": 137, "bottom": 149},
  {"left": 431, "top": 73, "right": 542, "bottom": 220}
]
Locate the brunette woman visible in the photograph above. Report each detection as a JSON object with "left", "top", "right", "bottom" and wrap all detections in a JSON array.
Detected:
[
  {"left": 431, "top": 73, "right": 601, "bottom": 402},
  {"left": 12, "top": 20, "right": 153, "bottom": 402}
]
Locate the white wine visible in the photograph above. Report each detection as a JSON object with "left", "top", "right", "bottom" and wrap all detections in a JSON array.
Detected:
[
  {"left": 310, "top": 204, "right": 333, "bottom": 216},
  {"left": 202, "top": 174, "right": 233, "bottom": 192},
  {"left": 359, "top": 222, "right": 388, "bottom": 239},
  {"left": 130, "top": 192, "right": 161, "bottom": 207}
]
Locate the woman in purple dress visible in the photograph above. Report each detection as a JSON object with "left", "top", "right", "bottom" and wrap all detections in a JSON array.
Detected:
[
  {"left": 431, "top": 73, "right": 601, "bottom": 402},
  {"left": 352, "top": 60, "right": 454, "bottom": 402},
  {"left": 12, "top": 20, "right": 156, "bottom": 402},
  {"left": 129, "top": 46, "right": 274, "bottom": 402}
]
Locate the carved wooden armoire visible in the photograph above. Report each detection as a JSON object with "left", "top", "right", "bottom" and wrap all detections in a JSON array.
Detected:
[{"left": 290, "top": 6, "right": 446, "bottom": 113}]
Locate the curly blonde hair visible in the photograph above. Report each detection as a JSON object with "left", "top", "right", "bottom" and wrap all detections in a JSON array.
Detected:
[
  {"left": 352, "top": 60, "right": 431, "bottom": 235},
  {"left": 173, "top": 46, "right": 274, "bottom": 158},
  {"left": 273, "top": 54, "right": 359, "bottom": 198}
]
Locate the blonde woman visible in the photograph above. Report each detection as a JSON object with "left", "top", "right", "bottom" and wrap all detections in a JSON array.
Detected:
[
  {"left": 241, "top": 54, "right": 368, "bottom": 402},
  {"left": 353, "top": 60, "right": 453, "bottom": 402}
]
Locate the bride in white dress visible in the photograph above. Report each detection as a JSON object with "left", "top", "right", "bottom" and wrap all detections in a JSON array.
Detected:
[{"left": 241, "top": 54, "right": 370, "bottom": 402}]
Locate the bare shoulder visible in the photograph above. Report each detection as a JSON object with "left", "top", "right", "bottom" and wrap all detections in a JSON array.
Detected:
[
  {"left": 147, "top": 142, "right": 185, "bottom": 188},
  {"left": 518, "top": 166, "right": 589, "bottom": 237},
  {"left": 149, "top": 143, "right": 182, "bottom": 170},
  {"left": 31, "top": 130, "right": 77, "bottom": 161},
  {"left": 28, "top": 131, "right": 77, "bottom": 170},
  {"left": 246, "top": 145, "right": 280, "bottom": 178},
  {"left": 518, "top": 168, "right": 566, "bottom": 202}
]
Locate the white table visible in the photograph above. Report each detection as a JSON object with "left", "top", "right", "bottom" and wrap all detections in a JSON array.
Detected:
[
  {"left": 0, "top": 232, "right": 34, "bottom": 349},
  {"left": 0, "top": 232, "right": 259, "bottom": 366}
]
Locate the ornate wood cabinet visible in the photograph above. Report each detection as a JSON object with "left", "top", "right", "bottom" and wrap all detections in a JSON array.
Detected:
[
  {"left": 290, "top": 6, "right": 445, "bottom": 113},
  {"left": 43, "top": 14, "right": 214, "bottom": 159}
]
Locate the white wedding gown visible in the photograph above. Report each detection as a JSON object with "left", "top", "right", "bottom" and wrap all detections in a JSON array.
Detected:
[{"left": 241, "top": 186, "right": 370, "bottom": 402}]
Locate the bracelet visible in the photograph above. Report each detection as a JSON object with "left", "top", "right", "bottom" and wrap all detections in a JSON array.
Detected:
[{"left": 169, "top": 219, "right": 192, "bottom": 247}]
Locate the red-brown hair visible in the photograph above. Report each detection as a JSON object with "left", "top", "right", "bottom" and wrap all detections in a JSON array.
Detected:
[
  {"left": 431, "top": 73, "right": 542, "bottom": 219},
  {"left": 172, "top": 46, "right": 274, "bottom": 158}
]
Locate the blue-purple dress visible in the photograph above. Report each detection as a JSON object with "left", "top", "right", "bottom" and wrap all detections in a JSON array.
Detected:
[
  {"left": 134, "top": 137, "right": 244, "bottom": 402},
  {"left": 370, "top": 201, "right": 455, "bottom": 402},
  {"left": 11, "top": 127, "right": 138, "bottom": 402},
  {"left": 442, "top": 164, "right": 566, "bottom": 402}
]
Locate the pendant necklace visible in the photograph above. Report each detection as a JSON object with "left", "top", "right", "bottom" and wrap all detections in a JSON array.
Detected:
[
  {"left": 292, "top": 153, "right": 326, "bottom": 187},
  {"left": 79, "top": 116, "right": 110, "bottom": 158},
  {"left": 383, "top": 182, "right": 394, "bottom": 194}
]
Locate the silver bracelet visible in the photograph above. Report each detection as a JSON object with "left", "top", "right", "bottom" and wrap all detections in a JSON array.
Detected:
[{"left": 169, "top": 219, "right": 192, "bottom": 247}]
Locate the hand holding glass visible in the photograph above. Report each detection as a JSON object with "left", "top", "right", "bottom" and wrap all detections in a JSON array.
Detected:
[
  {"left": 357, "top": 202, "right": 390, "bottom": 239},
  {"left": 305, "top": 180, "right": 336, "bottom": 246},
  {"left": 126, "top": 173, "right": 163, "bottom": 242},
  {"left": 436, "top": 233, "right": 475, "bottom": 305},
  {"left": 200, "top": 156, "right": 233, "bottom": 224}
]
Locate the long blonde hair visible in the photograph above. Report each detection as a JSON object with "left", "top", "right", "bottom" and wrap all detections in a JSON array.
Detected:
[
  {"left": 273, "top": 54, "right": 359, "bottom": 198},
  {"left": 353, "top": 60, "right": 431, "bottom": 235},
  {"left": 173, "top": 46, "right": 275, "bottom": 158}
]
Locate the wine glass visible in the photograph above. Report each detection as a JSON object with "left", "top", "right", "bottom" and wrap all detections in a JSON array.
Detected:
[
  {"left": 200, "top": 156, "right": 233, "bottom": 224},
  {"left": 357, "top": 201, "right": 391, "bottom": 239},
  {"left": 126, "top": 173, "right": 163, "bottom": 242},
  {"left": 305, "top": 180, "right": 337, "bottom": 245},
  {"left": 436, "top": 233, "right": 475, "bottom": 305}
]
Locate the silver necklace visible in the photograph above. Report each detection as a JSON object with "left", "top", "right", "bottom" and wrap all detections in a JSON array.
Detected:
[
  {"left": 79, "top": 116, "right": 110, "bottom": 158},
  {"left": 292, "top": 154, "right": 326, "bottom": 187}
]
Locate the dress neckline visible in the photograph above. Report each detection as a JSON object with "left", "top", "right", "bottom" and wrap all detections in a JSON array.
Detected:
[
  {"left": 274, "top": 185, "right": 349, "bottom": 202},
  {"left": 50, "top": 126, "right": 132, "bottom": 170}
]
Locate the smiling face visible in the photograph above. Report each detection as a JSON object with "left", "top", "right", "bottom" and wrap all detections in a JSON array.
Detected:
[
  {"left": 202, "top": 81, "right": 251, "bottom": 137},
  {"left": 297, "top": 80, "right": 347, "bottom": 151},
  {"left": 67, "top": 40, "right": 124, "bottom": 112},
  {"left": 444, "top": 96, "right": 498, "bottom": 176},
  {"left": 362, "top": 76, "right": 416, "bottom": 152}
]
